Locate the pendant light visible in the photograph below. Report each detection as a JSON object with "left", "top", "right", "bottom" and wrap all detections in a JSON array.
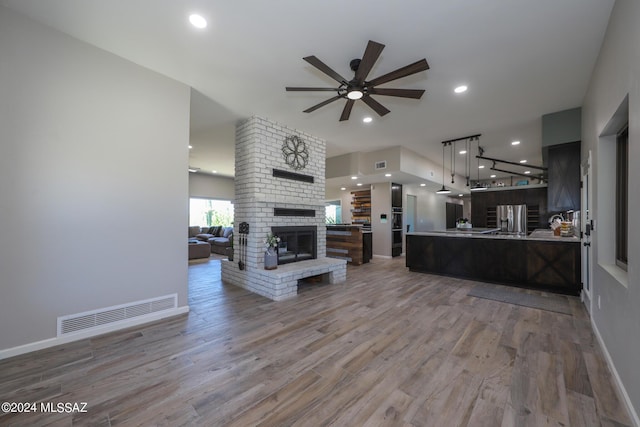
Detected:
[
  {"left": 436, "top": 142, "right": 451, "bottom": 194},
  {"left": 451, "top": 141, "right": 455, "bottom": 184},
  {"left": 465, "top": 137, "right": 470, "bottom": 187}
]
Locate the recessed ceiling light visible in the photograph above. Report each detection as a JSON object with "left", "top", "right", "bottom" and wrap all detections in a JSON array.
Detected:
[
  {"left": 340, "top": 187, "right": 346, "bottom": 191},
  {"left": 385, "top": 173, "right": 392, "bottom": 177},
  {"left": 351, "top": 176, "right": 358, "bottom": 180},
  {"left": 189, "top": 14, "right": 207, "bottom": 29},
  {"left": 490, "top": 174, "right": 496, "bottom": 178},
  {"left": 420, "top": 183, "right": 426, "bottom": 187},
  {"left": 478, "top": 165, "right": 485, "bottom": 169},
  {"left": 458, "top": 194, "right": 463, "bottom": 197},
  {"left": 524, "top": 170, "right": 531, "bottom": 174},
  {"left": 511, "top": 140, "right": 520, "bottom": 145},
  {"left": 459, "top": 150, "right": 467, "bottom": 155},
  {"left": 212, "top": 170, "right": 217, "bottom": 174},
  {"left": 363, "top": 117, "right": 373, "bottom": 123},
  {"left": 188, "top": 145, "right": 193, "bottom": 149},
  {"left": 454, "top": 85, "right": 468, "bottom": 94},
  {"left": 356, "top": 183, "right": 363, "bottom": 186},
  {"left": 520, "top": 160, "right": 527, "bottom": 163}
]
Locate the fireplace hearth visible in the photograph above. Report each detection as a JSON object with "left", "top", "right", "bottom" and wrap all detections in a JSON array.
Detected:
[{"left": 272, "top": 226, "right": 317, "bottom": 265}]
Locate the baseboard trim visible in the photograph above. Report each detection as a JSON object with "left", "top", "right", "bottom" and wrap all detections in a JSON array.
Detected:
[
  {"left": 591, "top": 317, "right": 640, "bottom": 427},
  {"left": 0, "top": 306, "right": 190, "bottom": 361}
]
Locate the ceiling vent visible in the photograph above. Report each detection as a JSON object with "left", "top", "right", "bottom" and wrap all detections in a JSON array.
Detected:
[{"left": 374, "top": 160, "right": 387, "bottom": 170}]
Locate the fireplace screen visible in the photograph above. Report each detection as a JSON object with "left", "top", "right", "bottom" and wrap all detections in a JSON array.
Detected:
[{"left": 272, "top": 226, "right": 317, "bottom": 265}]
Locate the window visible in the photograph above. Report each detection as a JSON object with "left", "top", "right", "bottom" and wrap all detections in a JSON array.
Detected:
[
  {"left": 616, "top": 125, "right": 628, "bottom": 270},
  {"left": 189, "top": 198, "right": 234, "bottom": 227},
  {"left": 325, "top": 200, "right": 342, "bottom": 224}
]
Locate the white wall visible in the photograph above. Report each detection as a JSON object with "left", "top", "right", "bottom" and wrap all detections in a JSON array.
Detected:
[
  {"left": 189, "top": 173, "right": 235, "bottom": 200},
  {"left": 582, "top": 0, "right": 640, "bottom": 421},
  {"left": 0, "top": 7, "right": 190, "bottom": 352},
  {"left": 404, "top": 184, "right": 448, "bottom": 232},
  {"left": 371, "top": 183, "right": 391, "bottom": 256}
]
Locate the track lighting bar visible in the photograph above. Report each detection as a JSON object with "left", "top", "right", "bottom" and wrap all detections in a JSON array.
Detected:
[
  {"left": 441, "top": 134, "right": 481, "bottom": 145},
  {"left": 476, "top": 155, "right": 547, "bottom": 171}
]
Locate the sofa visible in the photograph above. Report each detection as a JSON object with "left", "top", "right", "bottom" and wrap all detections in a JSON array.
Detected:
[{"left": 188, "top": 225, "right": 233, "bottom": 255}]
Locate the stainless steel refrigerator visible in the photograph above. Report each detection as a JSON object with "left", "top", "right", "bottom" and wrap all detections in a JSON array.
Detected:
[{"left": 497, "top": 204, "right": 527, "bottom": 233}]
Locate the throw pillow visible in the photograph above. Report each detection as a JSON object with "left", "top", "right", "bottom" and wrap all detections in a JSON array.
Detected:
[
  {"left": 207, "top": 225, "right": 222, "bottom": 236},
  {"left": 222, "top": 227, "right": 233, "bottom": 239}
]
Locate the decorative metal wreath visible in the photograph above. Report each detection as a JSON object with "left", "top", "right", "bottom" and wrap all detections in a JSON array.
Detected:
[{"left": 282, "top": 135, "right": 309, "bottom": 171}]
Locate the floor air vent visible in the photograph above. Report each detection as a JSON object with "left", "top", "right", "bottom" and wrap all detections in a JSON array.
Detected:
[{"left": 57, "top": 294, "right": 177, "bottom": 336}]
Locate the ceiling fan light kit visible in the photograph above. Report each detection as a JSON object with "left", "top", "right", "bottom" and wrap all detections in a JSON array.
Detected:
[
  {"left": 347, "top": 90, "right": 363, "bottom": 100},
  {"left": 286, "top": 40, "right": 429, "bottom": 121}
]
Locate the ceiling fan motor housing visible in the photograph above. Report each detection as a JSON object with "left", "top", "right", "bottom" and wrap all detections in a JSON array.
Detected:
[{"left": 349, "top": 58, "right": 361, "bottom": 72}]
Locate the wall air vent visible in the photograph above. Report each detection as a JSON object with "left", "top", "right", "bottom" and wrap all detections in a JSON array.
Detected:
[
  {"left": 374, "top": 161, "right": 387, "bottom": 170},
  {"left": 57, "top": 294, "right": 177, "bottom": 336}
]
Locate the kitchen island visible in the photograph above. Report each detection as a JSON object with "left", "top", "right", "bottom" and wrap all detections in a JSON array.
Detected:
[
  {"left": 326, "top": 224, "right": 372, "bottom": 266},
  {"left": 406, "top": 229, "right": 581, "bottom": 295}
]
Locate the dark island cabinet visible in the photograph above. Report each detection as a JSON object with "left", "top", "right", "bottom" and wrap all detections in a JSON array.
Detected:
[{"left": 406, "top": 234, "right": 581, "bottom": 295}]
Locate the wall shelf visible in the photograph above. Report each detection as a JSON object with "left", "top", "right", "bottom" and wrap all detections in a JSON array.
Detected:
[{"left": 351, "top": 190, "right": 371, "bottom": 226}]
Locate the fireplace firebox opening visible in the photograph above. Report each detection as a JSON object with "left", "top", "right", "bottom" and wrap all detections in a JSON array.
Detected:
[{"left": 271, "top": 226, "right": 317, "bottom": 265}]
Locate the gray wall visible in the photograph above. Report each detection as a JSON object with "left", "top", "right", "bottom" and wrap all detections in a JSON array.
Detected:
[
  {"left": 189, "top": 173, "right": 235, "bottom": 200},
  {"left": 582, "top": 0, "right": 639, "bottom": 420},
  {"left": 542, "top": 107, "right": 582, "bottom": 147},
  {"left": 0, "top": 7, "right": 190, "bottom": 351}
]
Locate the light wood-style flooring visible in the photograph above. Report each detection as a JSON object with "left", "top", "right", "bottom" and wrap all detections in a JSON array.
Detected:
[{"left": 0, "top": 256, "right": 633, "bottom": 426}]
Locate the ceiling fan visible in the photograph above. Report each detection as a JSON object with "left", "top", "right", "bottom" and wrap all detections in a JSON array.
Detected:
[{"left": 286, "top": 40, "right": 429, "bottom": 121}]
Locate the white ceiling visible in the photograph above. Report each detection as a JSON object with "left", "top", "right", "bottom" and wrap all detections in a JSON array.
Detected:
[{"left": 1, "top": 0, "right": 614, "bottom": 188}]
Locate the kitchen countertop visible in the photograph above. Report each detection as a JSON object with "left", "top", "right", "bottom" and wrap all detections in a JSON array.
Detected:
[
  {"left": 407, "top": 228, "right": 580, "bottom": 242},
  {"left": 326, "top": 224, "right": 372, "bottom": 234}
]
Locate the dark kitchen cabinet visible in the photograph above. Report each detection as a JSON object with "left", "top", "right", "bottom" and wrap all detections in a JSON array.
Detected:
[
  {"left": 471, "top": 187, "right": 548, "bottom": 231},
  {"left": 446, "top": 203, "right": 463, "bottom": 229},
  {"left": 547, "top": 141, "right": 581, "bottom": 213}
]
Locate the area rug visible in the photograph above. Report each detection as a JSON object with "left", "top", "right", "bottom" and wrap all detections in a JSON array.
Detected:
[{"left": 467, "top": 284, "right": 572, "bottom": 315}]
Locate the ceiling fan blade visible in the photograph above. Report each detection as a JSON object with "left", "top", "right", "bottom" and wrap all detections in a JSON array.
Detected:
[
  {"left": 368, "top": 88, "right": 425, "bottom": 99},
  {"left": 339, "top": 99, "right": 355, "bottom": 121},
  {"left": 303, "top": 55, "right": 348, "bottom": 84},
  {"left": 367, "top": 59, "right": 430, "bottom": 87},
  {"left": 286, "top": 87, "right": 341, "bottom": 92},
  {"left": 354, "top": 40, "right": 385, "bottom": 84},
  {"left": 361, "top": 95, "right": 390, "bottom": 117},
  {"left": 303, "top": 95, "right": 343, "bottom": 113}
]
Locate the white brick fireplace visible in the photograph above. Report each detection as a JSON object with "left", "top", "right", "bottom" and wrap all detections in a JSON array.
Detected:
[{"left": 221, "top": 116, "right": 346, "bottom": 300}]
